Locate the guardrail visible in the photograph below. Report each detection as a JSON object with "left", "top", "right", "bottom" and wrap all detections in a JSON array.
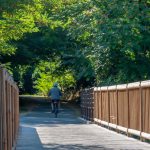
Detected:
[
  {"left": 80, "top": 81, "right": 150, "bottom": 140},
  {"left": 0, "top": 67, "right": 19, "bottom": 150},
  {"left": 80, "top": 88, "right": 94, "bottom": 121}
]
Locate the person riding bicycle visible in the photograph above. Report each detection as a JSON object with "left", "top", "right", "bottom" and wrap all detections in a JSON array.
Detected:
[{"left": 48, "top": 82, "right": 62, "bottom": 113}]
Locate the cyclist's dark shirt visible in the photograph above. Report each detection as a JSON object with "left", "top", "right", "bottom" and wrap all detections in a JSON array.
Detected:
[{"left": 48, "top": 87, "right": 62, "bottom": 100}]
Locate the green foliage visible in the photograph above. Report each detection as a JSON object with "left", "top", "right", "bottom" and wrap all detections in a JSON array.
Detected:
[
  {"left": 0, "top": 0, "right": 50, "bottom": 56},
  {"left": 0, "top": 0, "right": 150, "bottom": 96},
  {"left": 58, "top": 0, "right": 150, "bottom": 85},
  {"left": 33, "top": 60, "right": 76, "bottom": 95}
]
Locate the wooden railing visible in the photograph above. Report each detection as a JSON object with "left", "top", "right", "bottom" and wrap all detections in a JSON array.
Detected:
[
  {"left": 80, "top": 88, "right": 94, "bottom": 121},
  {"left": 80, "top": 81, "right": 150, "bottom": 140},
  {"left": 0, "top": 67, "right": 19, "bottom": 150}
]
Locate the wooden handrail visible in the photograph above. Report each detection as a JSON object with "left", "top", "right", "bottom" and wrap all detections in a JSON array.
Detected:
[{"left": 0, "top": 67, "right": 19, "bottom": 150}]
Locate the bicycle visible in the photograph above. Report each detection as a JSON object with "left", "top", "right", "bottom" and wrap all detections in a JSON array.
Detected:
[{"left": 52, "top": 100, "right": 59, "bottom": 118}]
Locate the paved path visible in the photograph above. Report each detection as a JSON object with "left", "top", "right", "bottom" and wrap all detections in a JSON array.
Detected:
[{"left": 16, "top": 102, "right": 150, "bottom": 150}]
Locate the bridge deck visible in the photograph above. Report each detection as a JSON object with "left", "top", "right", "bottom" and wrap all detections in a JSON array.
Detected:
[{"left": 16, "top": 102, "right": 150, "bottom": 150}]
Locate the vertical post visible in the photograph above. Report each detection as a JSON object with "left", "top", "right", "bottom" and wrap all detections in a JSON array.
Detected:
[
  {"left": 116, "top": 86, "right": 118, "bottom": 131},
  {"left": 83, "top": 91, "right": 85, "bottom": 119},
  {"left": 127, "top": 84, "right": 130, "bottom": 137},
  {"left": 6, "top": 81, "right": 10, "bottom": 150},
  {"left": 17, "top": 88, "right": 19, "bottom": 137},
  {"left": 10, "top": 85, "right": 13, "bottom": 149},
  {"left": 88, "top": 90, "right": 89, "bottom": 120},
  {"left": 84, "top": 91, "right": 86, "bottom": 119},
  {"left": 96, "top": 88, "right": 98, "bottom": 120},
  {"left": 82, "top": 91, "right": 84, "bottom": 119},
  {"left": 14, "top": 89, "right": 17, "bottom": 142},
  {"left": 11, "top": 86, "right": 14, "bottom": 148},
  {"left": 89, "top": 89, "right": 90, "bottom": 121},
  {"left": 140, "top": 82, "right": 143, "bottom": 141},
  {"left": 86, "top": 90, "right": 87, "bottom": 120},
  {"left": 108, "top": 86, "right": 110, "bottom": 128},
  {"left": 94, "top": 87, "right": 97, "bottom": 121},
  {"left": 87, "top": 90, "right": 88, "bottom": 120},
  {"left": 1, "top": 69, "right": 7, "bottom": 150},
  {"left": 91, "top": 88, "right": 94, "bottom": 121},
  {"left": 86, "top": 90, "right": 88, "bottom": 120},
  {"left": 8, "top": 82, "right": 12, "bottom": 150},
  {"left": 100, "top": 88, "right": 102, "bottom": 123},
  {"left": 97, "top": 88, "right": 100, "bottom": 120}
]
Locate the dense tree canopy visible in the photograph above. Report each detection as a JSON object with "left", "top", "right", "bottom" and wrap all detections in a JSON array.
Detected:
[{"left": 0, "top": 0, "right": 149, "bottom": 96}]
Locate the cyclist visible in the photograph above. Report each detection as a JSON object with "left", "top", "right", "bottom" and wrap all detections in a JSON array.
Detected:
[{"left": 48, "top": 82, "right": 62, "bottom": 113}]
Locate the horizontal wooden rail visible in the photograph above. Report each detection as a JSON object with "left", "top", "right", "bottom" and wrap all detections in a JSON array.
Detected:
[
  {"left": 80, "top": 81, "right": 150, "bottom": 140},
  {"left": 0, "top": 67, "right": 19, "bottom": 150}
]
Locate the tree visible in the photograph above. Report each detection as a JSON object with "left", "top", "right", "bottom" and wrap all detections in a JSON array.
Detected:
[
  {"left": 1, "top": 0, "right": 149, "bottom": 95},
  {"left": 32, "top": 60, "right": 76, "bottom": 95},
  {"left": 58, "top": 0, "right": 150, "bottom": 85}
]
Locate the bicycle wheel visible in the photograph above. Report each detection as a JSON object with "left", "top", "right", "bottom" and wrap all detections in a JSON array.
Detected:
[{"left": 54, "top": 102, "right": 58, "bottom": 118}]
